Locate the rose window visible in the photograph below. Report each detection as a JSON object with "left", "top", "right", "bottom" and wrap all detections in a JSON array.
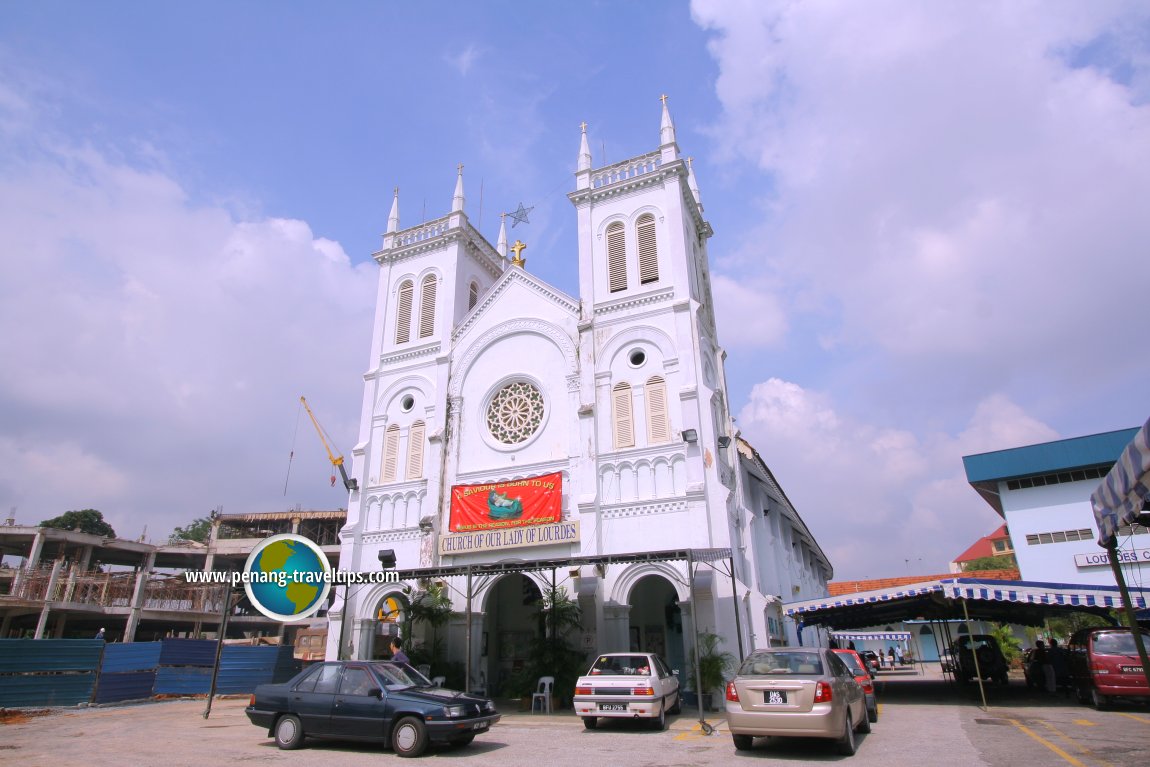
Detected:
[{"left": 486, "top": 381, "right": 544, "bottom": 444}]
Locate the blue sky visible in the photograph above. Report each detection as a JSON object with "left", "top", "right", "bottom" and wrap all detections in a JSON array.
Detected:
[{"left": 2, "top": 1, "right": 1148, "bottom": 580}]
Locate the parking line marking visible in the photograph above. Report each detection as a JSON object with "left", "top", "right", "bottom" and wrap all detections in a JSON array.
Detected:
[
  {"left": 1007, "top": 719, "right": 1090, "bottom": 767},
  {"left": 1073, "top": 720, "right": 1097, "bottom": 726},
  {"left": 1117, "top": 712, "right": 1150, "bottom": 725},
  {"left": 1038, "top": 720, "right": 1113, "bottom": 767}
]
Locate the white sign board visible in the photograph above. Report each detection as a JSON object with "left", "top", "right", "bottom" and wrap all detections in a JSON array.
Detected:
[
  {"left": 1075, "top": 547, "right": 1150, "bottom": 568},
  {"left": 439, "top": 521, "right": 580, "bottom": 556}
]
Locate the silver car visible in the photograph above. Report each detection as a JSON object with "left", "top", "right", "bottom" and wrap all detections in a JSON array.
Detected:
[{"left": 725, "top": 647, "right": 869, "bottom": 755}]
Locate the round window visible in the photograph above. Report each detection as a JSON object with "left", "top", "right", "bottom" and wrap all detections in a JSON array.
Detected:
[
  {"left": 400, "top": 395, "right": 415, "bottom": 413},
  {"left": 486, "top": 381, "right": 545, "bottom": 445},
  {"left": 628, "top": 349, "right": 647, "bottom": 367}
]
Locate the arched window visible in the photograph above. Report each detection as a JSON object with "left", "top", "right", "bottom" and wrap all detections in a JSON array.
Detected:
[
  {"left": 606, "top": 221, "right": 627, "bottom": 293},
  {"left": 645, "top": 375, "right": 669, "bottom": 444},
  {"left": 395, "top": 280, "right": 414, "bottom": 344},
  {"left": 637, "top": 213, "right": 658, "bottom": 284},
  {"left": 468, "top": 281, "right": 479, "bottom": 310},
  {"left": 406, "top": 421, "right": 426, "bottom": 480},
  {"left": 418, "top": 275, "right": 437, "bottom": 338},
  {"left": 612, "top": 382, "right": 634, "bottom": 449},
  {"left": 381, "top": 424, "right": 400, "bottom": 483}
]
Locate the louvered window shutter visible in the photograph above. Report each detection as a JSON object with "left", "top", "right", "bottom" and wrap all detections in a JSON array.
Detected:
[
  {"left": 607, "top": 222, "right": 627, "bottom": 293},
  {"left": 637, "top": 214, "right": 658, "bottom": 284},
  {"left": 469, "top": 281, "right": 479, "bottom": 310},
  {"left": 418, "top": 275, "right": 437, "bottom": 338},
  {"left": 406, "top": 421, "right": 426, "bottom": 480},
  {"left": 645, "top": 376, "right": 669, "bottom": 443},
  {"left": 612, "top": 382, "right": 634, "bottom": 449},
  {"left": 395, "top": 281, "right": 413, "bottom": 344},
  {"left": 381, "top": 425, "right": 400, "bottom": 482}
]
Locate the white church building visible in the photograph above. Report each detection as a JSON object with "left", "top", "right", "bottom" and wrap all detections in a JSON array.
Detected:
[{"left": 327, "top": 101, "right": 832, "bottom": 692}]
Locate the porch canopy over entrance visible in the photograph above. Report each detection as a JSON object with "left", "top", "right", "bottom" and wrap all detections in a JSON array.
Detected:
[{"left": 784, "top": 577, "right": 1150, "bottom": 630}]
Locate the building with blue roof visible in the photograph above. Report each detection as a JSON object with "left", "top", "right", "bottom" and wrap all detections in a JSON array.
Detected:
[{"left": 963, "top": 428, "right": 1145, "bottom": 586}]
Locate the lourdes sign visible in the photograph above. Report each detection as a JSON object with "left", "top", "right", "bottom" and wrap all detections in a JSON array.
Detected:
[{"left": 439, "top": 472, "right": 579, "bottom": 554}]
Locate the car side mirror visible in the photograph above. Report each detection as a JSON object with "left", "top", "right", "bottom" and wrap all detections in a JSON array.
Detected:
[{"left": 368, "top": 687, "right": 382, "bottom": 699}]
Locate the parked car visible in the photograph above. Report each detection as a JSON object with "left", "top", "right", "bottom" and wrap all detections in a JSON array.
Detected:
[
  {"left": 1067, "top": 627, "right": 1150, "bottom": 709},
  {"left": 245, "top": 660, "right": 500, "bottom": 757},
  {"left": 725, "top": 647, "right": 869, "bottom": 756},
  {"left": 832, "top": 648, "right": 878, "bottom": 723},
  {"left": 954, "top": 635, "right": 1009, "bottom": 685},
  {"left": 573, "top": 652, "right": 681, "bottom": 730},
  {"left": 858, "top": 650, "right": 880, "bottom": 676}
]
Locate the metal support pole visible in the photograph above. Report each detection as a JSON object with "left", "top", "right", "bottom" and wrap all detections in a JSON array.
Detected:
[
  {"left": 465, "top": 566, "right": 473, "bottom": 694},
  {"left": 1105, "top": 538, "right": 1150, "bottom": 693},
  {"left": 961, "top": 598, "right": 989, "bottom": 711},
  {"left": 729, "top": 555, "right": 744, "bottom": 661},
  {"left": 203, "top": 588, "right": 236, "bottom": 719}
]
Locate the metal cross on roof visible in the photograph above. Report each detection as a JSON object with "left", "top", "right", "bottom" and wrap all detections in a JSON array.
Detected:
[{"left": 508, "top": 202, "right": 533, "bottom": 228}]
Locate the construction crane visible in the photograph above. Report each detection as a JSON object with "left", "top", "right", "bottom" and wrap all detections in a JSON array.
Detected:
[{"left": 299, "top": 396, "right": 359, "bottom": 493}]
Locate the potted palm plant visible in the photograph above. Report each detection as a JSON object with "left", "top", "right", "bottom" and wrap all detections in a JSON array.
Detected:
[{"left": 688, "top": 632, "right": 736, "bottom": 711}]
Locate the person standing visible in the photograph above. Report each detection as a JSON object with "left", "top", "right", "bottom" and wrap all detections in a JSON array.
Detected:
[
  {"left": 95, "top": 627, "right": 105, "bottom": 640},
  {"left": 390, "top": 637, "right": 410, "bottom": 664}
]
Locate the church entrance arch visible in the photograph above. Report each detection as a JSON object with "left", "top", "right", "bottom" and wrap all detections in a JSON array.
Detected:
[
  {"left": 627, "top": 574, "right": 685, "bottom": 677},
  {"left": 368, "top": 591, "right": 407, "bottom": 660},
  {"left": 482, "top": 573, "right": 543, "bottom": 697}
]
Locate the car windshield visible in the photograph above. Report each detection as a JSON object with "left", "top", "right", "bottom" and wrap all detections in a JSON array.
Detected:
[
  {"left": 1093, "top": 632, "right": 1150, "bottom": 655},
  {"left": 739, "top": 652, "right": 824, "bottom": 676},
  {"left": 588, "top": 655, "right": 651, "bottom": 675},
  {"left": 369, "top": 662, "right": 433, "bottom": 690}
]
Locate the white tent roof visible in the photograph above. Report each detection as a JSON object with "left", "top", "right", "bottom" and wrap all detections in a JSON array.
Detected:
[{"left": 1092, "top": 415, "right": 1150, "bottom": 546}]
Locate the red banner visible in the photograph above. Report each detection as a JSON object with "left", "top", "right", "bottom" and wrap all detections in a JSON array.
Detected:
[{"left": 449, "top": 472, "right": 563, "bottom": 532}]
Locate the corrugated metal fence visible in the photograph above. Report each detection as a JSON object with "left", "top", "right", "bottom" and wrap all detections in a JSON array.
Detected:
[{"left": 0, "top": 639, "right": 300, "bottom": 707}]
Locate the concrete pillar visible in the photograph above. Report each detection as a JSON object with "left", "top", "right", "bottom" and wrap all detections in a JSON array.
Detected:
[
  {"left": 602, "top": 603, "right": 631, "bottom": 653},
  {"left": 123, "top": 551, "right": 156, "bottom": 643},
  {"left": 33, "top": 558, "right": 64, "bottom": 639},
  {"left": 13, "top": 529, "right": 47, "bottom": 594},
  {"left": 0, "top": 612, "right": 12, "bottom": 638},
  {"left": 77, "top": 545, "right": 94, "bottom": 571}
]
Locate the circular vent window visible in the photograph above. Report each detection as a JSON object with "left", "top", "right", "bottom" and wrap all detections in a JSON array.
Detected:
[{"left": 486, "top": 381, "right": 545, "bottom": 445}]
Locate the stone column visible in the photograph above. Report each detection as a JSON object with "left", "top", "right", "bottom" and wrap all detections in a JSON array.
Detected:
[
  {"left": 33, "top": 558, "right": 64, "bottom": 639},
  {"left": 601, "top": 603, "right": 632, "bottom": 653},
  {"left": 123, "top": 550, "right": 156, "bottom": 643}
]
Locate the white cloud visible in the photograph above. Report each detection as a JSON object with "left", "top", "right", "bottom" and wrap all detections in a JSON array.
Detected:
[
  {"left": 446, "top": 43, "right": 483, "bottom": 76},
  {"left": 712, "top": 274, "right": 788, "bottom": 349},
  {"left": 0, "top": 75, "right": 376, "bottom": 540},
  {"left": 737, "top": 379, "right": 1058, "bottom": 578}
]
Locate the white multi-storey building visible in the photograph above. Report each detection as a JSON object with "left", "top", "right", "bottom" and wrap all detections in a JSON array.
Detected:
[{"left": 328, "top": 101, "right": 831, "bottom": 691}]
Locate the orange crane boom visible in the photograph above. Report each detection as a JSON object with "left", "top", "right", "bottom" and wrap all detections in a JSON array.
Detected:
[{"left": 299, "top": 396, "right": 359, "bottom": 493}]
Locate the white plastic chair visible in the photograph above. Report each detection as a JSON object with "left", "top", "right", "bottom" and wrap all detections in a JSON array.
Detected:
[
  {"left": 531, "top": 676, "right": 555, "bottom": 713},
  {"left": 432, "top": 675, "right": 446, "bottom": 687}
]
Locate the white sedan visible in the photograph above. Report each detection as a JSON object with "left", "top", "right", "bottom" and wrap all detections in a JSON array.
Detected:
[{"left": 573, "top": 652, "right": 681, "bottom": 730}]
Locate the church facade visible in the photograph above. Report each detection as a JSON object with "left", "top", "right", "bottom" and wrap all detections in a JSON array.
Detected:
[{"left": 327, "top": 101, "right": 832, "bottom": 691}]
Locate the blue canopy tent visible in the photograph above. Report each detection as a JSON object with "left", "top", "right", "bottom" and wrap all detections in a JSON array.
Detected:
[{"left": 1089, "top": 415, "right": 1150, "bottom": 691}]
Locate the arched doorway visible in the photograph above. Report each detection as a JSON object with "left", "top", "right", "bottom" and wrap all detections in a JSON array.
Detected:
[
  {"left": 483, "top": 574, "right": 543, "bottom": 696},
  {"left": 628, "top": 575, "right": 685, "bottom": 677},
  {"left": 369, "top": 592, "right": 406, "bottom": 659}
]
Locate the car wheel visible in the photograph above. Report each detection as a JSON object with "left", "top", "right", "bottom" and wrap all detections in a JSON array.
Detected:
[
  {"left": 669, "top": 692, "right": 682, "bottom": 715},
  {"left": 392, "top": 716, "right": 430, "bottom": 758},
  {"left": 651, "top": 702, "right": 666, "bottom": 731},
  {"left": 837, "top": 710, "right": 857, "bottom": 756},
  {"left": 732, "top": 734, "right": 754, "bottom": 751},
  {"left": 867, "top": 700, "right": 878, "bottom": 723},
  {"left": 582, "top": 716, "right": 596, "bottom": 730},
  {"left": 273, "top": 714, "right": 305, "bottom": 750},
  {"left": 858, "top": 703, "right": 872, "bottom": 734},
  {"left": 1091, "top": 688, "right": 1110, "bottom": 711}
]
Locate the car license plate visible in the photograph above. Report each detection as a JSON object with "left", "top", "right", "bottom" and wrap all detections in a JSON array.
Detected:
[
  {"left": 599, "top": 703, "right": 628, "bottom": 711},
  {"left": 472, "top": 722, "right": 488, "bottom": 731},
  {"left": 766, "top": 690, "right": 787, "bottom": 705},
  {"left": 1121, "top": 665, "right": 1143, "bottom": 673}
]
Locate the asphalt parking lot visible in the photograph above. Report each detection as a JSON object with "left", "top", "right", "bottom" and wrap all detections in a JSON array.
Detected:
[{"left": 3, "top": 665, "right": 1148, "bottom": 767}]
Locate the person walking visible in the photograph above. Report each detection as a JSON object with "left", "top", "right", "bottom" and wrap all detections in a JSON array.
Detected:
[{"left": 390, "top": 637, "right": 410, "bottom": 664}]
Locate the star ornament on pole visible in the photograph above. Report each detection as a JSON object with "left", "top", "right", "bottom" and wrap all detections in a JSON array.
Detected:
[{"left": 508, "top": 202, "right": 533, "bottom": 228}]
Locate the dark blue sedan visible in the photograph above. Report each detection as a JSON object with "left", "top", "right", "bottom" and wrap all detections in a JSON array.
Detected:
[{"left": 245, "top": 661, "right": 500, "bottom": 757}]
